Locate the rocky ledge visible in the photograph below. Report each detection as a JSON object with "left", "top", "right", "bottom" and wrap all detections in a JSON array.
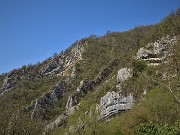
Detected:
[
  {"left": 41, "top": 40, "right": 88, "bottom": 76},
  {"left": 136, "top": 35, "right": 177, "bottom": 66},
  {"left": 97, "top": 91, "right": 133, "bottom": 119}
]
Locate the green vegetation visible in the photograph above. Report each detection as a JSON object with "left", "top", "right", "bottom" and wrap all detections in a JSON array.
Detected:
[
  {"left": 0, "top": 8, "right": 180, "bottom": 135},
  {"left": 135, "top": 122, "right": 180, "bottom": 135}
]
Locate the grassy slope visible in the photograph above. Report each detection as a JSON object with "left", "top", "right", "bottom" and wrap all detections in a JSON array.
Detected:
[{"left": 0, "top": 8, "right": 180, "bottom": 135}]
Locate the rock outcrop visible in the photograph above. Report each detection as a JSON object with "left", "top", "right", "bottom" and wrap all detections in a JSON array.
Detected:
[
  {"left": 65, "top": 59, "right": 119, "bottom": 115},
  {"left": 117, "top": 68, "right": 133, "bottom": 84},
  {"left": 45, "top": 59, "right": 119, "bottom": 130},
  {"left": 0, "top": 71, "right": 19, "bottom": 95},
  {"left": 96, "top": 35, "right": 177, "bottom": 120},
  {"left": 0, "top": 41, "right": 87, "bottom": 95},
  {"left": 136, "top": 35, "right": 177, "bottom": 66},
  {"left": 65, "top": 95, "right": 80, "bottom": 116},
  {"left": 97, "top": 67, "right": 133, "bottom": 119},
  {"left": 116, "top": 68, "right": 133, "bottom": 91},
  {"left": 41, "top": 41, "right": 88, "bottom": 76},
  {"left": 97, "top": 91, "right": 133, "bottom": 119}
]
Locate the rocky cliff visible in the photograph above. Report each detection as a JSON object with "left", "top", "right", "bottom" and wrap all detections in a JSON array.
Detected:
[
  {"left": 0, "top": 41, "right": 87, "bottom": 95},
  {"left": 0, "top": 10, "right": 180, "bottom": 134},
  {"left": 136, "top": 35, "right": 177, "bottom": 66}
]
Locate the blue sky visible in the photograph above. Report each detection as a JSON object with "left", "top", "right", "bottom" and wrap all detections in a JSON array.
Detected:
[{"left": 0, "top": 0, "right": 179, "bottom": 74}]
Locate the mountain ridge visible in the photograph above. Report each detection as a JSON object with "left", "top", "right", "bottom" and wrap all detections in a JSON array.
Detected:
[{"left": 0, "top": 8, "right": 180, "bottom": 135}]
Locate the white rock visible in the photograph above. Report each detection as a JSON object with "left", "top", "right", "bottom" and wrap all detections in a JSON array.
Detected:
[
  {"left": 98, "top": 91, "right": 133, "bottom": 119},
  {"left": 117, "top": 68, "right": 133, "bottom": 84}
]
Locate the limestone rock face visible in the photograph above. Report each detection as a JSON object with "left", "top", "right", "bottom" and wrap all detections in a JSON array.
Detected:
[
  {"left": 97, "top": 67, "right": 133, "bottom": 119},
  {"left": 66, "top": 96, "right": 73, "bottom": 111},
  {"left": 98, "top": 91, "right": 133, "bottom": 119},
  {"left": 49, "top": 83, "right": 65, "bottom": 101},
  {"left": 136, "top": 48, "right": 154, "bottom": 59},
  {"left": 117, "top": 68, "right": 133, "bottom": 84},
  {"left": 42, "top": 41, "right": 87, "bottom": 76},
  {"left": 70, "top": 66, "right": 76, "bottom": 78},
  {"left": 65, "top": 96, "right": 79, "bottom": 116},
  {"left": 136, "top": 35, "right": 177, "bottom": 66},
  {"left": 0, "top": 41, "right": 86, "bottom": 95},
  {"left": 0, "top": 71, "right": 19, "bottom": 95}
]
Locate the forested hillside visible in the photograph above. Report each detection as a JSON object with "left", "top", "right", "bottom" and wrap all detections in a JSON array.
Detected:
[{"left": 0, "top": 8, "right": 180, "bottom": 135}]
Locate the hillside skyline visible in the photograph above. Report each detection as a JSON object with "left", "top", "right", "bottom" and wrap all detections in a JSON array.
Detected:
[
  {"left": 0, "top": 0, "right": 180, "bottom": 74},
  {"left": 0, "top": 3, "right": 180, "bottom": 134}
]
